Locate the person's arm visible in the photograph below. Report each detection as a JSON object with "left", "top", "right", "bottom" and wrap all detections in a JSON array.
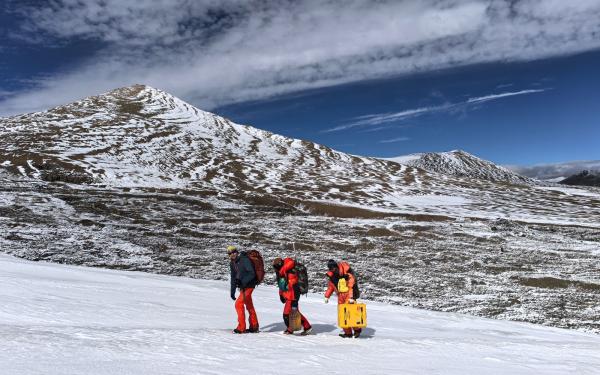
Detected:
[
  {"left": 230, "top": 262, "right": 236, "bottom": 299},
  {"left": 278, "top": 259, "right": 295, "bottom": 277},
  {"left": 324, "top": 276, "right": 336, "bottom": 299},
  {"left": 284, "top": 274, "right": 297, "bottom": 301}
]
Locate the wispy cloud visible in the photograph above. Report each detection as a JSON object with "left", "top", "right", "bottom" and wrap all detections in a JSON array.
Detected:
[
  {"left": 357, "top": 124, "right": 411, "bottom": 133},
  {"left": 324, "top": 106, "right": 448, "bottom": 132},
  {"left": 327, "top": 88, "right": 549, "bottom": 132},
  {"left": 466, "top": 89, "right": 547, "bottom": 104},
  {"left": 379, "top": 137, "right": 411, "bottom": 143},
  {"left": 1, "top": 0, "right": 599, "bottom": 116}
]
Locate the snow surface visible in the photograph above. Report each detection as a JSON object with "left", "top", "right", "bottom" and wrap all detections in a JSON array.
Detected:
[
  {"left": 1, "top": 255, "right": 599, "bottom": 375},
  {"left": 386, "top": 153, "right": 423, "bottom": 164}
]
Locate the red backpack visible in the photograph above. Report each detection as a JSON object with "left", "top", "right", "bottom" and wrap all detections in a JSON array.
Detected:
[{"left": 244, "top": 250, "right": 265, "bottom": 285}]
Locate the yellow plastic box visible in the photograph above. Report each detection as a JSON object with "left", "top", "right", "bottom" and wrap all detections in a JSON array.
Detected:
[{"left": 337, "top": 303, "right": 367, "bottom": 329}]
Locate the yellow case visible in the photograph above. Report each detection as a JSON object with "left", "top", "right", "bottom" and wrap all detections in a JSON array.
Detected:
[{"left": 337, "top": 303, "right": 367, "bottom": 329}]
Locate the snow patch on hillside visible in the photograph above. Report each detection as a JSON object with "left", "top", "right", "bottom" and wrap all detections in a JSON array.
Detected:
[{"left": 385, "top": 193, "right": 471, "bottom": 207}]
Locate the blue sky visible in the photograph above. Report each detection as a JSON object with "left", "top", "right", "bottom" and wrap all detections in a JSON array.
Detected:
[
  {"left": 1, "top": 0, "right": 599, "bottom": 166},
  {"left": 218, "top": 51, "right": 600, "bottom": 165}
]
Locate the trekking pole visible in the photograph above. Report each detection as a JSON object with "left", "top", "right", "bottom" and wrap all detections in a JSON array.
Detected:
[{"left": 293, "top": 241, "right": 301, "bottom": 265}]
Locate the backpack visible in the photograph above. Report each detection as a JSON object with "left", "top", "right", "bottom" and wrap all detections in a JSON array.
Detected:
[
  {"left": 348, "top": 267, "right": 361, "bottom": 299},
  {"left": 292, "top": 261, "right": 309, "bottom": 295},
  {"left": 244, "top": 250, "right": 265, "bottom": 285},
  {"left": 342, "top": 264, "right": 361, "bottom": 300}
]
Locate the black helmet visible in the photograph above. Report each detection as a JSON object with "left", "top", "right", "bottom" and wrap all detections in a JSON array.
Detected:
[{"left": 327, "top": 259, "right": 337, "bottom": 271}]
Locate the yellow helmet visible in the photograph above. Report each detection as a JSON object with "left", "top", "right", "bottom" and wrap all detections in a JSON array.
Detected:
[{"left": 226, "top": 245, "right": 238, "bottom": 254}]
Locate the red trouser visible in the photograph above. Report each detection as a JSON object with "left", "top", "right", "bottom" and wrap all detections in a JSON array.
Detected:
[
  {"left": 283, "top": 299, "right": 311, "bottom": 331},
  {"left": 338, "top": 292, "right": 361, "bottom": 335},
  {"left": 235, "top": 288, "right": 259, "bottom": 331}
]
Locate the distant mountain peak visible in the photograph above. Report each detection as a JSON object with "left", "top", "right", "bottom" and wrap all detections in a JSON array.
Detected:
[
  {"left": 387, "top": 150, "right": 534, "bottom": 185},
  {"left": 560, "top": 169, "right": 600, "bottom": 187}
]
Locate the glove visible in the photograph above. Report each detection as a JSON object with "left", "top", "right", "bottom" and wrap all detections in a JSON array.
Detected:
[
  {"left": 349, "top": 298, "right": 355, "bottom": 304},
  {"left": 231, "top": 294, "right": 236, "bottom": 301},
  {"left": 324, "top": 297, "right": 329, "bottom": 304}
]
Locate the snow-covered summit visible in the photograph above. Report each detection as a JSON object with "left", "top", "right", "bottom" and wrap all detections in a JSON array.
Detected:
[
  {"left": 387, "top": 150, "right": 535, "bottom": 184},
  {"left": 0, "top": 84, "right": 389, "bottom": 190}
]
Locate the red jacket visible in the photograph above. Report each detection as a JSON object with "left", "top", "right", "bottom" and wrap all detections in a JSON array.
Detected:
[
  {"left": 325, "top": 262, "right": 355, "bottom": 299},
  {"left": 278, "top": 258, "right": 298, "bottom": 302}
]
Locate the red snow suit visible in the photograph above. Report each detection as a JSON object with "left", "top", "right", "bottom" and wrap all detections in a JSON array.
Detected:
[{"left": 278, "top": 258, "right": 311, "bottom": 332}]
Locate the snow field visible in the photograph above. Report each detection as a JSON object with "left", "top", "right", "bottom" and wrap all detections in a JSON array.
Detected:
[{"left": 1, "top": 255, "right": 599, "bottom": 375}]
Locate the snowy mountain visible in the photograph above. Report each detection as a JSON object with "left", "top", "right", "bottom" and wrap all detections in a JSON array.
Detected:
[
  {"left": 1, "top": 84, "right": 408, "bottom": 193},
  {"left": 507, "top": 160, "right": 600, "bottom": 181},
  {"left": 560, "top": 170, "right": 600, "bottom": 187},
  {"left": 1, "top": 85, "right": 599, "bottom": 334},
  {"left": 0, "top": 85, "right": 595, "bottom": 225},
  {"left": 387, "top": 150, "right": 535, "bottom": 185},
  {"left": 2, "top": 254, "right": 599, "bottom": 375}
]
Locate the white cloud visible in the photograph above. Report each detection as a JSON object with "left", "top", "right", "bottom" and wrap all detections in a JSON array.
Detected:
[
  {"left": 379, "top": 137, "right": 411, "bottom": 143},
  {"left": 327, "top": 88, "right": 549, "bottom": 132},
  {"left": 325, "top": 106, "right": 448, "bottom": 132},
  {"left": 1, "top": 0, "right": 600, "bottom": 117},
  {"left": 466, "top": 89, "right": 547, "bottom": 104}
]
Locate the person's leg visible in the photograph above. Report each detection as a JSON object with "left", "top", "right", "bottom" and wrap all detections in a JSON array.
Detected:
[
  {"left": 299, "top": 312, "right": 311, "bottom": 330},
  {"left": 337, "top": 293, "right": 352, "bottom": 336},
  {"left": 235, "top": 290, "right": 246, "bottom": 332},
  {"left": 295, "top": 301, "right": 311, "bottom": 330},
  {"left": 282, "top": 299, "right": 292, "bottom": 333},
  {"left": 243, "top": 288, "right": 259, "bottom": 330}
]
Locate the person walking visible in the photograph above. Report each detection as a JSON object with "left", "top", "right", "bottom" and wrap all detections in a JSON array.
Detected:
[
  {"left": 324, "top": 259, "right": 361, "bottom": 338},
  {"left": 228, "top": 245, "right": 259, "bottom": 334},
  {"left": 273, "top": 257, "right": 312, "bottom": 335}
]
